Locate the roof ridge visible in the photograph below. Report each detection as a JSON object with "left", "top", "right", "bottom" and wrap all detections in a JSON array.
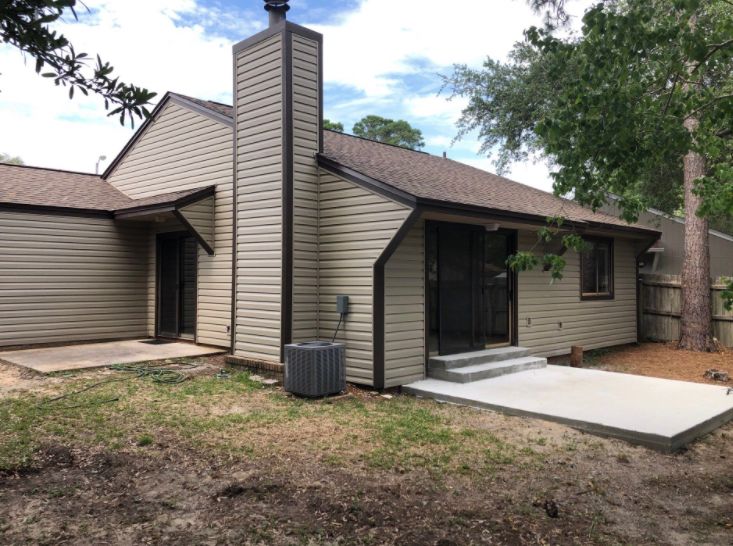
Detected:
[
  {"left": 324, "top": 129, "right": 430, "bottom": 155},
  {"left": 169, "top": 92, "right": 232, "bottom": 109},
  {"left": 0, "top": 162, "right": 98, "bottom": 178}
]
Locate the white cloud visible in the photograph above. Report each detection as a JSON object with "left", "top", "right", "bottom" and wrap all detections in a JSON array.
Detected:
[
  {"left": 0, "top": 0, "right": 591, "bottom": 186},
  {"left": 0, "top": 0, "right": 245, "bottom": 172},
  {"left": 311, "top": 0, "right": 541, "bottom": 99}
]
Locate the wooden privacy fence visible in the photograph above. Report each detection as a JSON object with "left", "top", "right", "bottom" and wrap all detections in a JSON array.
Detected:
[{"left": 639, "top": 273, "right": 733, "bottom": 347}]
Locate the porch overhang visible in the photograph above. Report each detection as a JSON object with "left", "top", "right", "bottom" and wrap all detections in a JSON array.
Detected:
[{"left": 114, "top": 185, "right": 216, "bottom": 255}]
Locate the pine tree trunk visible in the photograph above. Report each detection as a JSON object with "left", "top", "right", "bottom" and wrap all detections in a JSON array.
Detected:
[{"left": 678, "top": 116, "right": 714, "bottom": 352}]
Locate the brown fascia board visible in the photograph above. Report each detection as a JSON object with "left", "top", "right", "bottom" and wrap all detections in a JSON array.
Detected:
[
  {"left": 316, "top": 155, "right": 417, "bottom": 208},
  {"left": 112, "top": 185, "right": 216, "bottom": 218},
  {"left": 232, "top": 20, "right": 322, "bottom": 55},
  {"left": 167, "top": 93, "right": 234, "bottom": 128},
  {"left": 173, "top": 209, "right": 215, "bottom": 256},
  {"left": 101, "top": 93, "right": 173, "bottom": 180},
  {"left": 316, "top": 155, "right": 659, "bottom": 238},
  {"left": 0, "top": 202, "right": 112, "bottom": 218},
  {"left": 101, "top": 92, "right": 233, "bottom": 181}
]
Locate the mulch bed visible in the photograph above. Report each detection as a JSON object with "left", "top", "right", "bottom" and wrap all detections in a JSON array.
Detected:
[{"left": 581, "top": 342, "right": 732, "bottom": 385}]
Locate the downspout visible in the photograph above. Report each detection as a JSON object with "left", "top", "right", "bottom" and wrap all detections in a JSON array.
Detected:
[{"left": 635, "top": 235, "right": 661, "bottom": 343}]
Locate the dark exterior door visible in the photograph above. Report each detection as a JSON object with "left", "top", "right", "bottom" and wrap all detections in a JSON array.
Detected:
[
  {"left": 437, "top": 223, "right": 480, "bottom": 354},
  {"left": 428, "top": 221, "right": 516, "bottom": 356},
  {"left": 157, "top": 233, "right": 197, "bottom": 339}
]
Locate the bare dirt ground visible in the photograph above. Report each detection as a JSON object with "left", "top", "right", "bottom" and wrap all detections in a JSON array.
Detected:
[
  {"left": 568, "top": 342, "right": 733, "bottom": 385},
  {"left": 1, "top": 355, "right": 732, "bottom": 545}
]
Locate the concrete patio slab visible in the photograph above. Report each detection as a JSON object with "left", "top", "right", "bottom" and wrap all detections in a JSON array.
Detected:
[
  {"left": 0, "top": 339, "right": 224, "bottom": 373},
  {"left": 404, "top": 365, "right": 733, "bottom": 452}
]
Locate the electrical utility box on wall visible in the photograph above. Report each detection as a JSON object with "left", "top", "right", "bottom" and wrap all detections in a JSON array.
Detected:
[{"left": 336, "top": 295, "right": 349, "bottom": 315}]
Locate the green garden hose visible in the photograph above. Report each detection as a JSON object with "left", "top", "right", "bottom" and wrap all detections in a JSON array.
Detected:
[{"left": 41, "top": 360, "right": 200, "bottom": 408}]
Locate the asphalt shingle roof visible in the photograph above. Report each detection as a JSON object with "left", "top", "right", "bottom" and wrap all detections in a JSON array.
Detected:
[
  {"left": 1, "top": 93, "right": 655, "bottom": 234},
  {"left": 0, "top": 163, "right": 208, "bottom": 213},
  {"left": 170, "top": 95, "right": 651, "bottom": 232},
  {"left": 321, "top": 131, "right": 650, "bottom": 231}
]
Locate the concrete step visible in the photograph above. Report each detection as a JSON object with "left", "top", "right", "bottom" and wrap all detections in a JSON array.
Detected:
[
  {"left": 428, "top": 346, "right": 531, "bottom": 371},
  {"left": 428, "top": 356, "right": 547, "bottom": 383}
]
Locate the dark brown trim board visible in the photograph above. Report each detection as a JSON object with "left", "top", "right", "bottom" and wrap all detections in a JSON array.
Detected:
[
  {"left": 113, "top": 186, "right": 216, "bottom": 218},
  {"left": 230, "top": 39, "right": 240, "bottom": 356},
  {"left": 232, "top": 20, "right": 322, "bottom": 54},
  {"left": 372, "top": 208, "right": 422, "bottom": 389},
  {"left": 634, "top": 235, "right": 661, "bottom": 342},
  {"left": 280, "top": 27, "right": 294, "bottom": 360},
  {"left": 509, "top": 229, "right": 519, "bottom": 347},
  {"left": 579, "top": 236, "right": 615, "bottom": 301},
  {"left": 0, "top": 202, "right": 112, "bottom": 218},
  {"left": 102, "top": 93, "right": 231, "bottom": 180},
  {"left": 168, "top": 93, "right": 234, "bottom": 128},
  {"left": 155, "top": 231, "right": 198, "bottom": 340},
  {"left": 317, "top": 156, "right": 417, "bottom": 208},
  {"left": 278, "top": 23, "right": 324, "bottom": 361},
  {"left": 316, "top": 159, "right": 659, "bottom": 240},
  {"left": 173, "top": 209, "right": 215, "bottom": 256},
  {"left": 102, "top": 94, "right": 172, "bottom": 180}
]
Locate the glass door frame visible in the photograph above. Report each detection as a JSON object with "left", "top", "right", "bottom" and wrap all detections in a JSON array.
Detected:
[
  {"left": 425, "top": 220, "right": 518, "bottom": 357},
  {"left": 155, "top": 231, "right": 198, "bottom": 342}
]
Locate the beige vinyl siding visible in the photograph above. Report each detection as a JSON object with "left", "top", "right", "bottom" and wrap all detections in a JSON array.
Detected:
[
  {"left": 0, "top": 211, "right": 147, "bottom": 347},
  {"left": 517, "top": 230, "right": 638, "bottom": 356},
  {"left": 291, "top": 33, "right": 320, "bottom": 343},
  {"left": 179, "top": 196, "right": 215, "bottom": 252},
  {"left": 106, "top": 100, "right": 233, "bottom": 348},
  {"left": 317, "top": 170, "right": 412, "bottom": 385},
  {"left": 233, "top": 33, "right": 284, "bottom": 361},
  {"left": 384, "top": 219, "right": 425, "bottom": 387}
]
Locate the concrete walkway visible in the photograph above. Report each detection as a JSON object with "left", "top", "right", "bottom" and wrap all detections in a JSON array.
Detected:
[
  {"left": 0, "top": 339, "right": 224, "bottom": 373},
  {"left": 404, "top": 365, "right": 733, "bottom": 452}
]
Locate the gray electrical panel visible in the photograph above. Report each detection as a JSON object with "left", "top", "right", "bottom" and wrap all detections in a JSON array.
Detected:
[{"left": 336, "top": 295, "right": 349, "bottom": 315}]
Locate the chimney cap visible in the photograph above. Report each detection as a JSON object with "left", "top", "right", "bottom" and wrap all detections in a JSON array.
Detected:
[
  {"left": 264, "top": 0, "right": 290, "bottom": 14},
  {"left": 264, "top": 0, "right": 289, "bottom": 26}
]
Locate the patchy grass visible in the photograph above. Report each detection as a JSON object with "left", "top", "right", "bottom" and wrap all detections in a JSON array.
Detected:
[
  {"left": 0, "top": 366, "right": 542, "bottom": 476},
  {"left": 0, "top": 358, "right": 732, "bottom": 545}
]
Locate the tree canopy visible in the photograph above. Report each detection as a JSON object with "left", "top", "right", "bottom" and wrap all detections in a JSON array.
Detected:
[
  {"left": 444, "top": 0, "right": 733, "bottom": 348},
  {"left": 0, "top": 152, "right": 24, "bottom": 165},
  {"left": 446, "top": 0, "right": 732, "bottom": 222},
  {"left": 352, "top": 115, "right": 425, "bottom": 150},
  {"left": 1, "top": 0, "right": 155, "bottom": 126},
  {"left": 323, "top": 119, "right": 344, "bottom": 132}
]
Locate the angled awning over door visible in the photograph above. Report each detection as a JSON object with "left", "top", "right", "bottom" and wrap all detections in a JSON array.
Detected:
[
  {"left": 176, "top": 196, "right": 215, "bottom": 254},
  {"left": 114, "top": 185, "right": 216, "bottom": 255}
]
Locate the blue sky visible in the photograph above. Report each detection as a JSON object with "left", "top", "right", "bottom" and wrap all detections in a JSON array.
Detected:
[{"left": 0, "top": 0, "right": 590, "bottom": 191}]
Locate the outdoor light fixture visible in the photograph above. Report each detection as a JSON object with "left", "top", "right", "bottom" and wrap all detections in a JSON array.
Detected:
[{"left": 95, "top": 154, "right": 107, "bottom": 174}]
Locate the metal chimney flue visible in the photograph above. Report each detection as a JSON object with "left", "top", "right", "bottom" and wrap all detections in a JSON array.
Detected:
[{"left": 264, "top": 0, "right": 290, "bottom": 27}]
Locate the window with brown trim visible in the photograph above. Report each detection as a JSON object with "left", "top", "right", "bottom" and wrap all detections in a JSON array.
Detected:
[{"left": 580, "top": 237, "right": 614, "bottom": 300}]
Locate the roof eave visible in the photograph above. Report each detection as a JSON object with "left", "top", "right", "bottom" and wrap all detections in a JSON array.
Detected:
[
  {"left": 112, "top": 185, "right": 216, "bottom": 218},
  {"left": 0, "top": 202, "right": 112, "bottom": 218},
  {"left": 317, "top": 155, "right": 659, "bottom": 238},
  {"left": 316, "top": 154, "right": 417, "bottom": 208}
]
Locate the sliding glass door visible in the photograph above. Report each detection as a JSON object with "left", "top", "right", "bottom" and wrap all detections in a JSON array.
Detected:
[{"left": 427, "top": 221, "right": 515, "bottom": 356}]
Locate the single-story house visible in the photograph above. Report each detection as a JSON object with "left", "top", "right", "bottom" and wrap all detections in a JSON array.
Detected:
[
  {"left": 600, "top": 196, "right": 733, "bottom": 279},
  {"left": 0, "top": 5, "right": 660, "bottom": 388}
]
